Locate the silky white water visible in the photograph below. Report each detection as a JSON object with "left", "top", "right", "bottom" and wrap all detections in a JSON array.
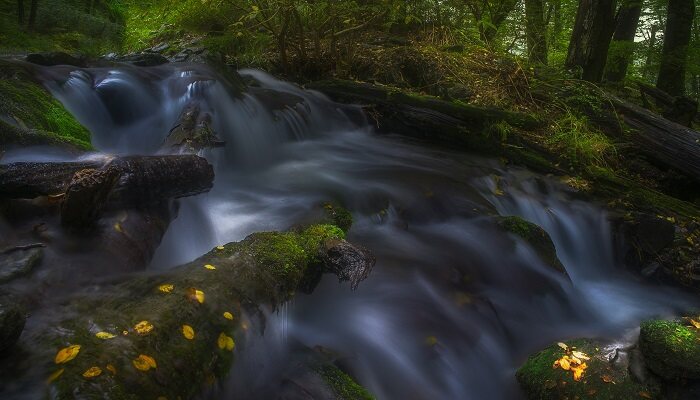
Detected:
[{"left": 11, "top": 62, "right": 694, "bottom": 399}]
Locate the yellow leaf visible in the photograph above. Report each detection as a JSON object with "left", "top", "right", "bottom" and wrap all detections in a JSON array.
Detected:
[
  {"left": 182, "top": 325, "right": 195, "bottom": 340},
  {"left": 134, "top": 320, "right": 154, "bottom": 335},
  {"left": 559, "top": 357, "right": 571, "bottom": 370},
  {"left": 223, "top": 311, "right": 234, "bottom": 320},
  {"left": 114, "top": 223, "right": 123, "bottom": 233},
  {"left": 216, "top": 246, "right": 225, "bottom": 250},
  {"left": 47, "top": 368, "right": 64, "bottom": 383},
  {"left": 218, "top": 333, "right": 235, "bottom": 351},
  {"left": 96, "top": 332, "right": 116, "bottom": 339},
  {"left": 689, "top": 318, "right": 700, "bottom": 329},
  {"left": 54, "top": 345, "right": 81, "bottom": 364},
  {"left": 204, "top": 264, "right": 216, "bottom": 270},
  {"left": 188, "top": 288, "right": 205, "bottom": 304},
  {"left": 82, "top": 366, "right": 102, "bottom": 378},
  {"left": 571, "top": 363, "right": 587, "bottom": 381},
  {"left": 106, "top": 364, "right": 117, "bottom": 375},
  {"left": 557, "top": 342, "right": 568, "bottom": 351},
  {"left": 133, "top": 354, "right": 157, "bottom": 371},
  {"left": 158, "top": 284, "right": 174, "bottom": 293},
  {"left": 601, "top": 374, "right": 614, "bottom": 383},
  {"left": 572, "top": 350, "right": 591, "bottom": 360}
]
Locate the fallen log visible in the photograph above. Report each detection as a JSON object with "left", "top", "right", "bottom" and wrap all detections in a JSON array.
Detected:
[
  {"left": 609, "top": 96, "right": 700, "bottom": 180},
  {"left": 0, "top": 155, "right": 214, "bottom": 205},
  {"left": 25, "top": 224, "right": 374, "bottom": 399},
  {"left": 307, "top": 79, "right": 556, "bottom": 173},
  {"left": 637, "top": 81, "right": 698, "bottom": 127}
]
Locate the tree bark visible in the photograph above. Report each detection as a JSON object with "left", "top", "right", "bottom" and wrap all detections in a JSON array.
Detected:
[
  {"left": 656, "top": 0, "right": 695, "bottom": 96},
  {"left": 643, "top": 24, "right": 659, "bottom": 81},
  {"left": 604, "top": 0, "right": 643, "bottom": 82},
  {"left": 17, "top": 0, "right": 24, "bottom": 24},
  {"left": 566, "top": 0, "right": 617, "bottom": 82},
  {"left": 524, "top": 0, "right": 548, "bottom": 64},
  {"left": 0, "top": 155, "right": 214, "bottom": 209},
  {"left": 612, "top": 97, "right": 700, "bottom": 179},
  {"left": 27, "top": 0, "right": 38, "bottom": 30}
]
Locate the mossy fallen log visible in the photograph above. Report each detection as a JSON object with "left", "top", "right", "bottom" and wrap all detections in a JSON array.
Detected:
[
  {"left": 0, "top": 155, "right": 214, "bottom": 208},
  {"left": 307, "top": 80, "right": 555, "bottom": 173},
  {"left": 36, "top": 224, "right": 373, "bottom": 399}
]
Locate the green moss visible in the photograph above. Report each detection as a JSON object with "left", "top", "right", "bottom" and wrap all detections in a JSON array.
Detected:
[
  {"left": 0, "top": 63, "right": 92, "bottom": 149},
  {"left": 639, "top": 319, "right": 700, "bottom": 380},
  {"left": 315, "top": 364, "right": 375, "bottom": 400},
  {"left": 517, "top": 339, "right": 659, "bottom": 399},
  {"left": 496, "top": 216, "right": 566, "bottom": 274},
  {"left": 322, "top": 202, "right": 354, "bottom": 232}
]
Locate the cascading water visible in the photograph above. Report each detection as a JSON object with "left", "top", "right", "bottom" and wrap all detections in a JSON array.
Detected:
[{"left": 7, "top": 62, "right": 697, "bottom": 399}]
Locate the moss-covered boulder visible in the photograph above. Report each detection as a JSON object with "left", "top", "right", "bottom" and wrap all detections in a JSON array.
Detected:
[
  {"left": 496, "top": 216, "right": 566, "bottom": 275},
  {"left": 33, "top": 224, "right": 373, "bottom": 399},
  {"left": 314, "top": 363, "right": 375, "bottom": 400},
  {"left": 639, "top": 319, "right": 700, "bottom": 381},
  {"left": 517, "top": 339, "right": 660, "bottom": 399},
  {"left": 0, "top": 60, "right": 91, "bottom": 150}
]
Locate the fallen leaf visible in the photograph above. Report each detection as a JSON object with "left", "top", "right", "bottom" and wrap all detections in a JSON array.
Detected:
[
  {"left": 106, "top": 364, "right": 117, "bottom": 375},
  {"left": 689, "top": 318, "right": 700, "bottom": 329},
  {"left": 572, "top": 351, "right": 590, "bottom": 361},
  {"left": 223, "top": 311, "right": 234, "bottom": 320},
  {"left": 82, "top": 366, "right": 102, "bottom": 378},
  {"left": 204, "top": 264, "right": 216, "bottom": 270},
  {"left": 602, "top": 374, "right": 614, "bottom": 383},
  {"left": 47, "top": 368, "right": 64, "bottom": 383},
  {"left": 134, "top": 320, "right": 154, "bottom": 335},
  {"left": 133, "top": 354, "right": 157, "bottom": 371},
  {"left": 182, "top": 325, "right": 195, "bottom": 340},
  {"left": 96, "top": 332, "right": 116, "bottom": 340},
  {"left": 54, "top": 345, "right": 81, "bottom": 364},
  {"left": 114, "top": 223, "right": 123, "bottom": 233},
  {"left": 216, "top": 246, "right": 225, "bottom": 250},
  {"left": 557, "top": 342, "right": 569, "bottom": 351},
  {"left": 571, "top": 363, "right": 587, "bottom": 381},
  {"left": 158, "top": 284, "right": 174, "bottom": 293},
  {"left": 188, "top": 288, "right": 205, "bottom": 304},
  {"left": 218, "top": 333, "right": 235, "bottom": 351}
]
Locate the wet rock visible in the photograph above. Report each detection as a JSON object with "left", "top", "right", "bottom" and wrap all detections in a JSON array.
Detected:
[
  {"left": 639, "top": 319, "right": 700, "bottom": 380},
  {"left": 25, "top": 52, "right": 87, "bottom": 67},
  {"left": 322, "top": 239, "right": 375, "bottom": 290},
  {"left": 0, "top": 295, "right": 25, "bottom": 353},
  {"left": 0, "top": 245, "right": 43, "bottom": 283},
  {"left": 117, "top": 52, "right": 169, "bottom": 67},
  {"left": 623, "top": 214, "right": 676, "bottom": 255},
  {"left": 495, "top": 216, "right": 567, "bottom": 275},
  {"left": 516, "top": 339, "right": 660, "bottom": 399}
]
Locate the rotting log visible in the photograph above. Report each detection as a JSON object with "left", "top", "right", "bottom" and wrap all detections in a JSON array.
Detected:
[
  {"left": 637, "top": 81, "right": 698, "bottom": 127},
  {"left": 307, "top": 79, "right": 556, "bottom": 173},
  {"left": 32, "top": 224, "right": 374, "bottom": 399}
]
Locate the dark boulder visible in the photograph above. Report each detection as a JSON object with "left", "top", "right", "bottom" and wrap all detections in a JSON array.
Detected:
[
  {"left": 496, "top": 216, "right": 567, "bottom": 275},
  {"left": 0, "top": 295, "right": 25, "bottom": 354},
  {"left": 0, "top": 245, "right": 43, "bottom": 283},
  {"left": 25, "top": 52, "right": 87, "bottom": 67}
]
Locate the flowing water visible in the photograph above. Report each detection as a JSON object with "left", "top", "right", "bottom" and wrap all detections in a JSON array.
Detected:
[{"left": 4, "top": 62, "right": 698, "bottom": 399}]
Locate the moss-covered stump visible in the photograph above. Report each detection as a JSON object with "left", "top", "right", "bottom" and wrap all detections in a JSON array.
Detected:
[
  {"left": 639, "top": 319, "right": 700, "bottom": 381},
  {"left": 40, "top": 224, "right": 372, "bottom": 399},
  {"left": 496, "top": 216, "right": 567, "bottom": 275},
  {"left": 517, "top": 339, "right": 660, "bottom": 399},
  {"left": 0, "top": 60, "right": 91, "bottom": 150}
]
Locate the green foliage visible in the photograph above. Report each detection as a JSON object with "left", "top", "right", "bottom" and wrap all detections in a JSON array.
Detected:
[
  {"left": 548, "top": 111, "right": 615, "bottom": 169},
  {"left": 0, "top": 64, "right": 91, "bottom": 148},
  {"left": 640, "top": 319, "right": 700, "bottom": 380},
  {"left": 315, "top": 364, "right": 375, "bottom": 400}
]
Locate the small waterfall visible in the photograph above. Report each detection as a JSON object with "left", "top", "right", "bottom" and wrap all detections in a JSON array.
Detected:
[{"left": 7, "top": 64, "right": 695, "bottom": 400}]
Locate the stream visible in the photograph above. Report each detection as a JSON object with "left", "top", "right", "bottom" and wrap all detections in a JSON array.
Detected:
[{"left": 3, "top": 62, "right": 698, "bottom": 399}]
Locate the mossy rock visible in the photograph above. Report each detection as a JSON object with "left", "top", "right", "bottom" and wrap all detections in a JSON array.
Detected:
[
  {"left": 639, "top": 319, "right": 700, "bottom": 381},
  {"left": 0, "top": 60, "right": 91, "bottom": 150},
  {"left": 315, "top": 364, "right": 375, "bottom": 400},
  {"left": 496, "top": 216, "right": 566, "bottom": 275},
  {"left": 44, "top": 224, "right": 354, "bottom": 399},
  {"left": 321, "top": 202, "right": 353, "bottom": 233},
  {"left": 516, "top": 339, "right": 659, "bottom": 399}
]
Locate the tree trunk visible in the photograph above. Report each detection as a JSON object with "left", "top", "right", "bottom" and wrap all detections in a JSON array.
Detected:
[
  {"left": 643, "top": 24, "right": 659, "bottom": 81},
  {"left": 656, "top": 0, "right": 695, "bottom": 96},
  {"left": 550, "top": 0, "right": 562, "bottom": 51},
  {"left": 524, "top": 0, "right": 548, "bottom": 64},
  {"left": 27, "top": 0, "right": 38, "bottom": 30},
  {"left": 17, "top": 0, "right": 24, "bottom": 24},
  {"left": 566, "top": 0, "right": 617, "bottom": 82},
  {"left": 604, "top": 0, "right": 643, "bottom": 82}
]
